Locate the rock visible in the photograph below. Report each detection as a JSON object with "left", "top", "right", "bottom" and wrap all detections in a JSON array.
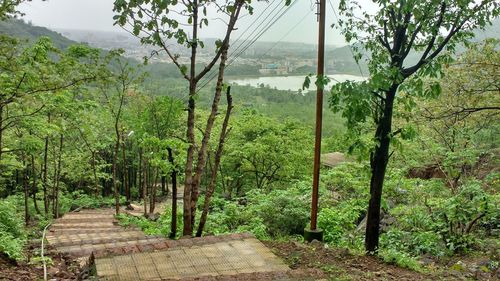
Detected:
[
  {"left": 238, "top": 198, "right": 248, "bottom": 206},
  {"left": 450, "top": 270, "right": 462, "bottom": 278},
  {"left": 450, "top": 261, "right": 466, "bottom": 271},
  {"left": 419, "top": 255, "right": 435, "bottom": 266},
  {"left": 146, "top": 212, "right": 160, "bottom": 221},
  {"left": 338, "top": 248, "right": 350, "bottom": 258},
  {"left": 48, "top": 267, "right": 60, "bottom": 276},
  {"left": 310, "top": 239, "right": 323, "bottom": 248},
  {"left": 125, "top": 204, "right": 134, "bottom": 211}
]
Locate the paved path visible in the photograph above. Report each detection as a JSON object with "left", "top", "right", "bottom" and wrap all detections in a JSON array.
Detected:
[
  {"left": 95, "top": 236, "right": 289, "bottom": 280},
  {"left": 47, "top": 209, "right": 292, "bottom": 280},
  {"left": 46, "top": 209, "right": 167, "bottom": 260}
]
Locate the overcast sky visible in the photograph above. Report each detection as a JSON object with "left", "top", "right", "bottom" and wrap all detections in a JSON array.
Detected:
[{"left": 17, "top": 0, "right": 366, "bottom": 46}]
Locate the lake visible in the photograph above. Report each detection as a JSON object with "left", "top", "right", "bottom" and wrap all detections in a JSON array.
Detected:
[{"left": 229, "top": 74, "right": 365, "bottom": 92}]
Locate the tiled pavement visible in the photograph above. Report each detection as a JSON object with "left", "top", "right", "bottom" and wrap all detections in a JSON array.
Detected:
[
  {"left": 47, "top": 209, "right": 292, "bottom": 280},
  {"left": 46, "top": 209, "right": 167, "bottom": 258},
  {"left": 95, "top": 237, "right": 290, "bottom": 281}
]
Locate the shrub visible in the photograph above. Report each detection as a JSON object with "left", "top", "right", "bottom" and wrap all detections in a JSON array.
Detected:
[
  {"left": 318, "top": 199, "right": 365, "bottom": 245},
  {"left": 0, "top": 198, "right": 27, "bottom": 260},
  {"left": 248, "top": 188, "right": 309, "bottom": 237}
]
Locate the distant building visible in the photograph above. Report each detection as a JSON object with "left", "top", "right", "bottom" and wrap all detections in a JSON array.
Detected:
[
  {"left": 258, "top": 63, "right": 288, "bottom": 75},
  {"left": 321, "top": 152, "right": 350, "bottom": 168}
]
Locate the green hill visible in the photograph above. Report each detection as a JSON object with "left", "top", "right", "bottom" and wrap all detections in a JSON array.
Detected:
[{"left": 0, "top": 19, "right": 78, "bottom": 49}]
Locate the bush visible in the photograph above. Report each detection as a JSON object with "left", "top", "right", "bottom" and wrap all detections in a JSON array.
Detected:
[
  {"left": 202, "top": 187, "right": 309, "bottom": 239},
  {"left": 379, "top": 248, "right": 422, "bottom": 272},
  {"left": 0, "top": 197, "right": 27, "bottom": 260},
  {"left": 318, "top": 199, "right": 365, "bottom": 245},
  {"left": 248, "top": 188, "right": 309, "bottom": 237}
]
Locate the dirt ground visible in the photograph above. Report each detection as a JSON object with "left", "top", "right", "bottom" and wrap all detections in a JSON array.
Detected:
[
  {"left": 263, "top": 240, "right": 492, "bottom": 281},
  {"left": 2, "top": 237, "right": 496, "bottom": 280},
  {"left": 0, "top": 243, "right": 92, "bottom": 281}
]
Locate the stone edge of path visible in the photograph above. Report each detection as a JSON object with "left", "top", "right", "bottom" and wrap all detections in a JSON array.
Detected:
[{"left": 90, "top": 233, "right": 257, "bottom": 259}]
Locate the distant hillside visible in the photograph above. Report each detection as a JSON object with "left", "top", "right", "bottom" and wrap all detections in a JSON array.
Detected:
[{"left": 0, "top": 19, "right": 77, "bottom": 49}]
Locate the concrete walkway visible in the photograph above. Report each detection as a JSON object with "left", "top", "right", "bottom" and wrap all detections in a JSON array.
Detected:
[
  {"left": 95, "top": 236, "right": 289, "bottom": 280},
  {"left": 47, "top": 209, "right": 292, "bottom": 280},
  {"left": 46, "top": 209, "right": 167, "bottom": 260}
]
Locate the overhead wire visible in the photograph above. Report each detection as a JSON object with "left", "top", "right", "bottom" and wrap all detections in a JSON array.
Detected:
[
  {"left": 197, "top": 0, "right": 299, "bottom": 91},
  {"left": 174, "top": 0, "right": 286, "bottom": 101},
  {"left": 327, "top": 0, "right": 365, "bottom": 78}
]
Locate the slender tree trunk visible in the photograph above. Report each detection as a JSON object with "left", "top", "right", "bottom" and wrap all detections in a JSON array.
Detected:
[
  {"left": 183, "top": 0, "right": 200, "bottom": 235},
  {"left": 92, "top": 151, "right": 99, "bottom": 197},
  {"left": 23, "top": 156, "right": 30, "bottom": 226},
  {"left": 0, "top": 105, "right": 3, "bottom": 164},
  {"left": 197, "top": 87, "right": 233, "bottom": 237},
  {"left": 143, "top": 157, "right": 148, "bottom": 217},
  {"left": 365, "top": 87, "right": 396, "bottom": 253},
  {"left": 161, "top": 175, "right": 166, "bottom": 196},
  {"left": 183, "top": 0, "right": 243, "bottom": 235},
  {"left": 138, "top": 148, "right": 143, "bottom": 200},
  {"left": 184, "top": 92, "right": 196, "bottom": 235},
  {"left": 53, "top": 134, "right": 64, "bottom": 219},
  {"left": 150, "top": 167, "right": 158, "bottom": 214},
  {"left": 113, "top": 131, "right": 120, "bottom": 215},
  {"left": 121, "top": 132, "right": 130, "bottom": 202},
  {"left": 190, "top": 43, "right": 231, "bottom": 231},
  {"left": 42, "top": 132, "right": 49, "bottom": 214},
  {"left": 167, "top": 147, "right": 177, "bottom": 239},
  {"left": 31, "top": 155, "right": 40, "bottom": 215}
]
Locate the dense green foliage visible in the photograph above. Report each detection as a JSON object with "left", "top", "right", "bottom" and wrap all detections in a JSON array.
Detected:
[
  {"left": 0, "top": 2, "right": 498, "bottom": 277},
  {"left": 0, "top": 197, "right": 27, "bottom": 260}
]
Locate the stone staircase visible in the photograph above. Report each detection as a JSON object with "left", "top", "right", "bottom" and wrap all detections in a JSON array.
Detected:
[{"left": 46, "top": 209, "right": 300, "bottom": 280}]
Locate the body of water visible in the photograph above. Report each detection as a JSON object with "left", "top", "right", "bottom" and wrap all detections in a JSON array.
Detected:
[{"left": 229, "top": 74, "right": 365, "bottom": 92}]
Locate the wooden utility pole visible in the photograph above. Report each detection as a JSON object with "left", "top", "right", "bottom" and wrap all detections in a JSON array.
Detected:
[{"left": 305, "top": 0, "right": 325, "bottom": 242}]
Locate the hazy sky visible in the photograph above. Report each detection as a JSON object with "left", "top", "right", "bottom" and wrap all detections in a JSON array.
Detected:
[{"left": 18, "top": 0, "right": 365, "bottom": 46}]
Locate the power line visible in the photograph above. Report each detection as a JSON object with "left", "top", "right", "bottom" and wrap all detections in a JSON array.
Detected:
[
  {"left": 256, "top": 8, "right": 313, "bottom": 62},
  {"left": 175, "top": 0, "right": 286, "bottom": 101},
  {"left": 228, "top": 0, "right": 282, "bottom": 62},
  {"left": 197, "top": 2, "right": 290, "bottom": 91},
  {"left": 327, "top": 0, "right": 365, "bottom": 78},
  {"left": 198, "top": 0, "right": 299, "bottom": 91}
]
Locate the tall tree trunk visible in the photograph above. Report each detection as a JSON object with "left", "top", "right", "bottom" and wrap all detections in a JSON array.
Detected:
[
  {"left": 42, "top": 132, "right": 49, "bottom": 214},
  {"left": 149, "top": 167, "right": 158, "bottom": 214},
  {"left": 183, "top": 93, "right": 196, "bottom": 235},
  {"left": 92, "top": 151, "right": 99, "bottom": 197},
  {"left": 182, "top": 0, "right": 243, "bottom": 235},
  {"left": 143, "top": 157, "right": 148, "bottom": 217},
  {"left": 182, "top": 0, "right": 200, "bottom": 235},
  {"left": 31, "top": 155, "right": 40, "bottom": 215},
  {"left": 0, "top": 105, "right": 3, "bottom": 165},
  {"left": 365, "top": 87, "right": 396, "bottom": 253},
  {"left": 167, "top": 147, "right": 177, "bottom": 239},
  {"left": 161, "top": 175, "right": 166, "bottom": 196},
  {"left": 121, "top": 132, "right": 130, "bottom": 202},
  {"left": 197, "top": 87, "right": 233, "bottom": 237},
  {"left": 53, "top": 134, "right": 64, "bottom": 219},
  {"left": 138, "top": 148, "right": 143, "bottom": 200},
  {"left": 190, "top": 43, "right": 231, "bottom": 231},
  {"left": 113, "top": 132, "right": 120, "bottom": 215},
  {"left": 23, "top": 156, "right": 29, "bottom": 226}
]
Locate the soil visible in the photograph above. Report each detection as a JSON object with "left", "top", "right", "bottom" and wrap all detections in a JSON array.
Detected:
[
  {"left": 0, "top": 244, "right": 89, "bottom": 281},
  {"left": 2, "top": 236, "right": 496, "bottom": 280},
  {"left": 264, "top": 240, "right": 470, "bottom": 281}
]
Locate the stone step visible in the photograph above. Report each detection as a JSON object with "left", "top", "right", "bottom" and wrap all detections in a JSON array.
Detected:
[
  {"left": 48, "top": 228, "right": 134, "bottom": 234},
  {"left": 50, "top": 222, "right": 117, "bottom": 229},
  {"left": 54, "top": 217, "right": 115, "bottom": 223},
  {"left": 56, "top": 238, "right": 169, "bottom": 258},
  {"left": 46, "top": 231, "right": 147, "bottom": 247}
]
